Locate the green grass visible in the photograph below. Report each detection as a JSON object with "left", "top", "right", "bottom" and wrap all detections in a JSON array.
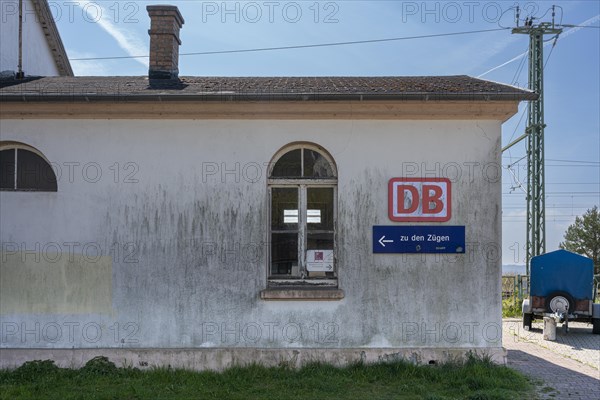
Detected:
[
  {"left": 502, "top": 298, "right": 522, "bottom": 318},
  {"left": 0, "top": 355, "right": 534, "bottom": 400}
]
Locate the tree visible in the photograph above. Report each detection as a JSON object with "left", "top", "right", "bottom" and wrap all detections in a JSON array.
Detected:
[{"left": 559, "top": 206, "right": 600, "bottom": 275}]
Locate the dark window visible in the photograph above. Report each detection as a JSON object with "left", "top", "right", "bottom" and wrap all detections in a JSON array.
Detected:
[
  {"left": 0, "top": 147, "right": 57, "bottom": 192},
  {"left": 0, "top": 149, "right": 15, "bottom": 189},
  {"left": 270, "top": 187, "right": 300, "bottom": 276},
  {"left": 304, "top": 149, "right": 334, "bottom": 178},
  {"left": 271, "top": 148, "right": 335, "bottom": 179},
  {"left": 268, "top": 145, "right": 336, "bottom": 283},
  {"left": 271, "top": 149, "right": 301, "bottom": 177}
]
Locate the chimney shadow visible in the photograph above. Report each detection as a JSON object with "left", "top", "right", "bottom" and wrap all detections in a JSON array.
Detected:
[
  {"left": 147, "top": 78, "right": 188, "bottom": 91},
  {"left": 0, "top": 75, "right": 43, "bottom": 89}
]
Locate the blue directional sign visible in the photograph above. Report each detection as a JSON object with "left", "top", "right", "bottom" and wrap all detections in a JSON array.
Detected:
[{"left": 373, "top": 226, "right": 465, "bottom": 254}]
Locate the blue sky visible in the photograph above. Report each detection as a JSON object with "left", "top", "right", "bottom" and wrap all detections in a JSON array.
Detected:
[{"left": 53, "top": 1, "right": 599, "bottom": 266}]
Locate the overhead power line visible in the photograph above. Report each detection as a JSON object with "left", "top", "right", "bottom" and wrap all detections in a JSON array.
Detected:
[
  {"left": 545, "top": 158, "right": 600, "bottom": 164},
  {"left": 70, "top": 28, "right": 510, "bottom": 61},
  {"left": 503, "top": 182, "right": 600, "bottom": 185},
  {"left": 560, "top": 25, "right": 600, "bottom": 28},
  {"left": 477, "top": 15, "right": 600, "bottom": 78},
  {"left": 503, "top": 205, "right": 593, "bottom": 209},
  {"left": 502, "top": 157, "right": 600, "bottom": 164}
]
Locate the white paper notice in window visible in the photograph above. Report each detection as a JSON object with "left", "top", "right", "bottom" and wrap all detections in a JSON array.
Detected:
[
  {"left": 306, "top": 249, "right": 334, "bottom": 272},
  {"left": 284, "top": 209, "right": 298, "bottom": 223},
  {"left": 307, "top": 209, "right": 321, "bottom": 223}
]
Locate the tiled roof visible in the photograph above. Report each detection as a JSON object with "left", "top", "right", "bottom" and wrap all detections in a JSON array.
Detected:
[{"left": 0, "top": 75, "right": 535, "bottom": 101}]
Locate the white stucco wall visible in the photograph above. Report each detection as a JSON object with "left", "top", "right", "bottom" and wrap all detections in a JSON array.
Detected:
[
  {"left": 0, "top": 0, "right": 60, "bottom": 76},
  {"left": 0, "top": 118, "right": 503, "bottom": 352}
]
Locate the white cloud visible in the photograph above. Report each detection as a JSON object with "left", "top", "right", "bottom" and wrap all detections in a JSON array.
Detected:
[
  {"left": 68, "top": 50, "right": 110, "bottom": 76},
  {"left": 503, "top": 209, "right": 527, "bottom": 218},
  {"left": 76, "top": 1, "right": 148, "bottom": 68}
]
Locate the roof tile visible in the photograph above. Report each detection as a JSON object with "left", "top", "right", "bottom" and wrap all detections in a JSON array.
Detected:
[{"left": 0, "top": 75, "right": 536, "bottom": 101}]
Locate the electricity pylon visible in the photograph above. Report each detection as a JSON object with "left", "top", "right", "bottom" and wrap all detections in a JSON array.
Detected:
[{"left": 502, "top": 7, "right": 562, "bottom": 275}]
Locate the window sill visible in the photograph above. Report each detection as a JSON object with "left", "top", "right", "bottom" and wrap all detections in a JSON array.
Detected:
[{"left": 260, "top": 288, "right": 345, "bottom": 301}]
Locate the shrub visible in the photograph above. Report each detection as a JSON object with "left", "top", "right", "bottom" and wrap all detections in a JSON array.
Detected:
[
  {"left": 502, "top": 298, "right": 521, "bottom": 318},
  {"left": 79, "top": 356, "right": 117, "bottom": 376}
]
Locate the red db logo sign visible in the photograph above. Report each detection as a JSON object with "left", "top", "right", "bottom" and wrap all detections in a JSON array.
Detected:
[{"left": 388, "top": 178, "right": 451, "bottom": 222}]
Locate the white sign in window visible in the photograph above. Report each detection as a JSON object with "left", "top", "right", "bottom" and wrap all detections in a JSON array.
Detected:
[
  {"left": 307, "top": 209, "right": 322, "bottom": 223},
  {"left": 283, "top": 209, "right": 298, "bottom": 223},
  {"left": 306, "top": 249, "right": 334, "bottom": 272}
]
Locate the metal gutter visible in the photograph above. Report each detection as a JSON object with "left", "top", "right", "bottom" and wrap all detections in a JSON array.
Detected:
[{"left": 0, "top": 92, "right": 538, "bottom": 103}]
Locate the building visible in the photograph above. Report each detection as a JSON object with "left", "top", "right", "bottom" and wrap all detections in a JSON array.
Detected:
[
  {"left": 0, "top": 5, "right": 535, "bottom": 370},
  {"left": 0, "top": 0, "right": 72, "bottom": 77}
]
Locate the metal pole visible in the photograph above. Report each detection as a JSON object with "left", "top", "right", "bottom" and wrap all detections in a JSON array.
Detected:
[
  {"left": 512, "top": 22, "right": 561, "bottom": 275},
  {"left": 17, "top": 0, "right": 23, "bottom": 79}
]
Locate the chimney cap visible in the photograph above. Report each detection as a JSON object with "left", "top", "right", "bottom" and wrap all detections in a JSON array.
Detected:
[{"left": 147, "top": 5, "right": 185, "bottom": 25}]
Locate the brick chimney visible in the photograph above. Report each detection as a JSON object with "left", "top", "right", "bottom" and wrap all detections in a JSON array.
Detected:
[{"left": 147, "top": 5, "right": 184, "bottom": 80}]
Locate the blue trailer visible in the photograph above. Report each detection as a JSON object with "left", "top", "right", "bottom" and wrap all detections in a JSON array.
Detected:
[{"left": 522, "top": 249, "right": 600, "bottom": 333}]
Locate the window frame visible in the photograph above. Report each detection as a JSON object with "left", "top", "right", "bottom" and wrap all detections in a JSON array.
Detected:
[
  {"left": 0, "top": 141, "right": 58, "bottom": 192},
  {"left": 266, "top": 143, "right": 338, "bottom": 289}
]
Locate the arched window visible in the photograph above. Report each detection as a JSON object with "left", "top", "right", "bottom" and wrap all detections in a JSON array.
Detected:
[
  {"left": 268, "top": 143, "right": 337, "bottom": 287},
  {"left": 0, "top": 142, "right": 57, "bottom": 192}
]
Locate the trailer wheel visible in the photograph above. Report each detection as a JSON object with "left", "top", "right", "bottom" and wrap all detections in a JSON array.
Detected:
[
  {"left": 545, "top": 291, "right": 575, "bottom": 314},
  {"left": 593, "top": 319, "right": 600, "bottom": 335},
  {"left": 523, "top": 313, "right": 533, "bottom": 331}
]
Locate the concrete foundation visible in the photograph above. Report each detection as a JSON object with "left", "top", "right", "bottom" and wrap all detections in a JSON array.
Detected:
[{"left": 0, "top": 347, "right": 507, "bottom": 371}]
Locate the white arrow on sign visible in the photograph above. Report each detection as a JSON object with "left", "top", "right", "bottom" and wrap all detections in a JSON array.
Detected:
[{"left": 378, "top": 235, "right": 394, "bottom": 247}]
